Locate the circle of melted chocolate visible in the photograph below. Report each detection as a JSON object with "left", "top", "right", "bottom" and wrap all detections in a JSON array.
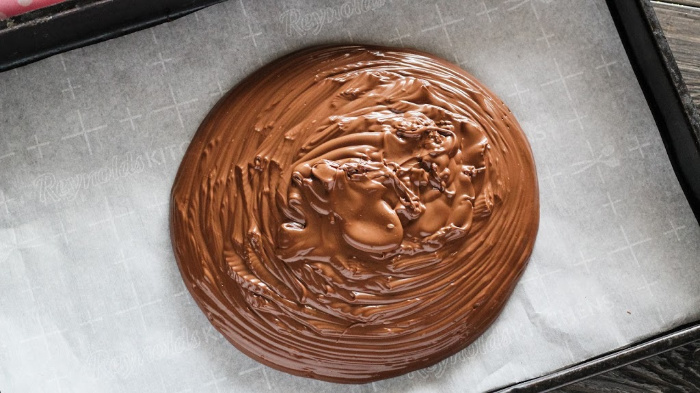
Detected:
[{"left": 171, "top": 45, "right": 539, "bottom": 383}]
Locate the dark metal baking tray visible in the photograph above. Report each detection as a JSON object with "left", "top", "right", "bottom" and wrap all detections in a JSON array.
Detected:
[
  {"left": 0, "top": 0, "right": 224, "bottom": 71},
  {"left": 501, "top": 0, "right": 700, "bottom": 390},
  {"left": 606, "top": 0, "right": 700, "bottom": 223},
  {"left": 1, "top": 0, "right": 698, "bottom": 391}
]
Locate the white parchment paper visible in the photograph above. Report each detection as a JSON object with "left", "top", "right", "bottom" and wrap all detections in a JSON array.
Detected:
[{"left": 1, "top": 0, "right": 699, "bottom": 392}]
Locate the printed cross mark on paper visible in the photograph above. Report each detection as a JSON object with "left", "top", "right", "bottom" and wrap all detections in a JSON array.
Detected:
[
  {"left": 152, "top": 83, "right": 199, "bottom": 129},
  {"left": 240, "top": 0, "right": 262, "bottom": 48},
  {"left": 0, "top": 151, "right": 15, "bottom": 162},
  {"left": 119, "top": 107, "right": 142, "bottom": 131},
  {"left": 239, "top": 365, "right": 271, "bottom": 390},
  {"left": 664, "top": 220, "right": 686, "bottom": 242},
  {"left": 568, "top": 107, "right": 587, "bottom": 131},
  {"left": 421, "top": 3, "right": 464, "bottom": 47},
  {"left": 61, "top": 110, "right": 107, "bottom": 156},
  {"left": 609, "top": 224, "right": 651, "bottom": 268},
  {"left": 602, "top": 191, "right": 622, "bottom": 216},
  {"left": 540, "top": 59, "right": 583, "bottom": 103},
  {"left": 595, "top": 54, "right": 617, "bottom": 77},
  {"left": 0, "top": 189, "right": 14, "bottom": 216},
  {"left": 539, "top": 163, "right": 562, "bottom": 190},
  {"left": 628, "top": 134, "right": 651, "bottom": 159},
  {"left": 61, "top": 78, "right": 81, "bottom": 100},
  {"left": 573, "top": 249, "right": 596, "bottom": 274},
  {"left": 508, "top": 82, "right": 530, "bottom": 105},
  {"left": 537, "top": 25, "right": 554, "bottom": 48},
  {"left": 571, "top": 141, "right": 619, "bottom": 183},
  {"left": 150, "top": 52, "right": 175, "bottom": 73},
  {"left": 209, "top": 77, "right": 226, "bottom": 98},
  {"left": 389, "top": 27, "right": 410, "bottom": 46},
  {"left": 26, "top": 134, "right": 50, "bottom": 160},
  {"left": 476, "top": 1, "right": 498, "bottom": 23},
  {"left": 505, "top": 0, "right": 540, "bottom": 20}
]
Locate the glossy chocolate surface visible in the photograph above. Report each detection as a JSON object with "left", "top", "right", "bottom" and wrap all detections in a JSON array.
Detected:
[{"left": 170, "top": 45, "right": 539, "bottom": 383}]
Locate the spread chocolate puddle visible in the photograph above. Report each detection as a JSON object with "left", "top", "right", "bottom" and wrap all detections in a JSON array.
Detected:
[{"left": 170, "top": 45, "right": 539, "bottom": 383}]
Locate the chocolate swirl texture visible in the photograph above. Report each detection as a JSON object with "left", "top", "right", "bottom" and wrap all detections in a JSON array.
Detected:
[{"left": 170, "top": 45, "right": 539, "bottom": 383}]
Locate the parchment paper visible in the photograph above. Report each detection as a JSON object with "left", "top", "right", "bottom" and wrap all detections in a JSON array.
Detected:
[{"left": 1, "top": 0, "right": 699, "bottom": 392}]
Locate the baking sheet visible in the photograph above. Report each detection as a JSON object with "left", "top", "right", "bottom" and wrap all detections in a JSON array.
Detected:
[{"left": 1, "top": 0, "right": 699, "bottom": 392}]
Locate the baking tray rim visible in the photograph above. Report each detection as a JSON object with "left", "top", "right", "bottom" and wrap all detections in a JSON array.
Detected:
[{"left": 1, "top": 0, "right": 698, "bottom": 391}]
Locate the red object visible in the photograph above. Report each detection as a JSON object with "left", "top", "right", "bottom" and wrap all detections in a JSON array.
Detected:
[{"left": 0, "top": 0, "right": 64, "bottom": 19}]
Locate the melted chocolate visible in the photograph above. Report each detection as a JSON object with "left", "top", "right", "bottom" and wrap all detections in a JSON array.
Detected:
[{"left": 170, "top": 45, "right": 539, "bottom": 383}]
